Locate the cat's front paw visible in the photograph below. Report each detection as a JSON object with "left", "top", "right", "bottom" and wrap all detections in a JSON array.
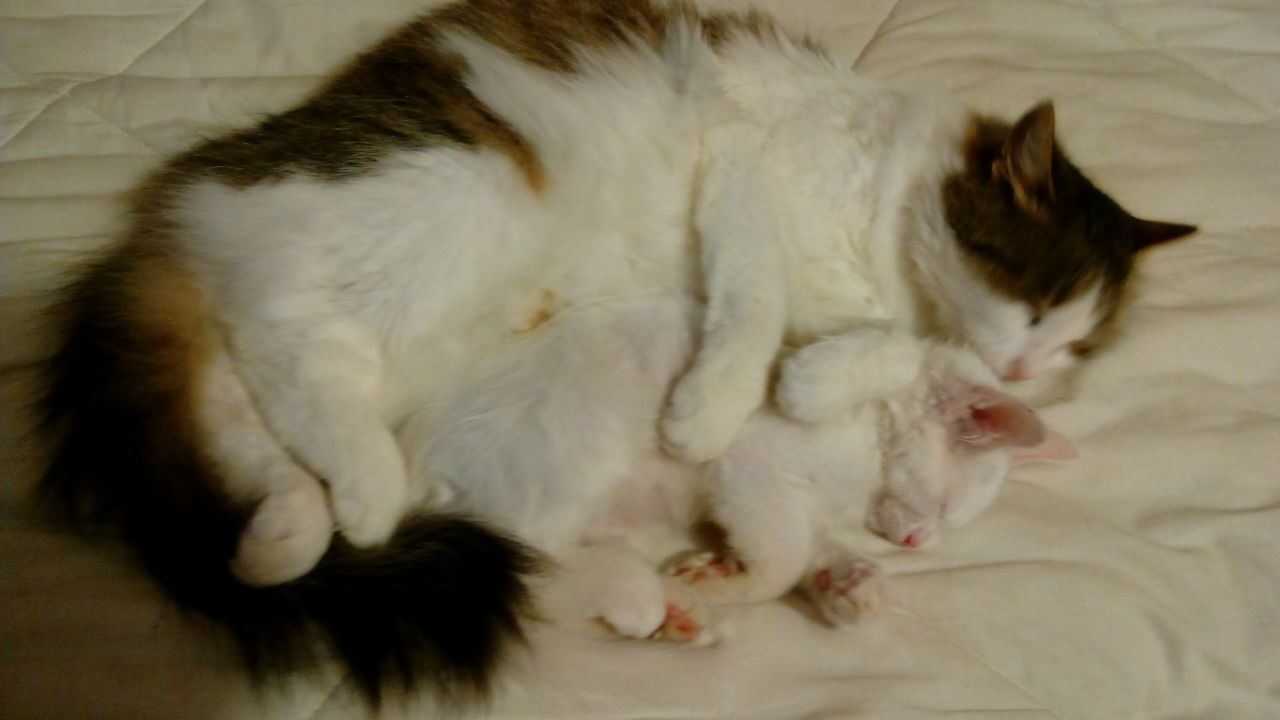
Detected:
[
  {"left": 776, "top": 332, "right": 924, "bottom": 423},
  {"left": 800, "top": 555, "right": 886, "bottom": 625},
  {"left": 330, "top": 470, "right": 408, "bottom": 547},
  {"left": 660, "top": 373, "right": 757, "bottom": 462}
]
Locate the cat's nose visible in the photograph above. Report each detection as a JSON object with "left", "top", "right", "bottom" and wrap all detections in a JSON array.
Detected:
[
  {"left": 1001, "top": 358, "right": 1033, "bottom": 382},
  {"left": 892, "top": 528, "right": 931, "bottom": 548}
]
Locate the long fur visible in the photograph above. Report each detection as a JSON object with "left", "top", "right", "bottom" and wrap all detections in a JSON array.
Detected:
[
  {"left": 34, "top": 0, "right": 1191, "bottom": 705},
  {"left": 38, "top": 243, "right": 540, "bottom": 708}
]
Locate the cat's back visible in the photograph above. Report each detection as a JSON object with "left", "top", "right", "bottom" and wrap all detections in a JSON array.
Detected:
[
  {"left": 142, "top": 0, "right": 834, "bottom": 246},
  {"left": 140, "top": 0, "right": 799, "bottom": 342}
]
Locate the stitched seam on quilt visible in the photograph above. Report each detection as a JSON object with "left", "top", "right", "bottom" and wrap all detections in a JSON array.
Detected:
[
  {"left": 885, "top": 604, "right": 1064, "bottom": 718},
  {"left": 1098, "top": 6, "right": 1274, "bottom": 116},
  {"left": 0, "top": 0, "right": 210, "bottom": 152},
  {"left": 851, "top": 0, "right": 903, "bottom": 69}
]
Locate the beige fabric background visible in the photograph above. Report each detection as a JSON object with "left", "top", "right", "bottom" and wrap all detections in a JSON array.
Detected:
[{"left": 2, "top": 1, "right": 1278, "bottom": 718}]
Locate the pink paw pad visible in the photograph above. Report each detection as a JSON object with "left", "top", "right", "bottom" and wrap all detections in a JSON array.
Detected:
[
  {"left": 814, "top": 568, "right": 833, "bottom": 592},
  {"left": 650, "top": 602, "right": 702, "bottom": 643},
  {"left": 804, "top": 556, "right": 885, "bottom": 624},
  {"left": 666, "top": 551, "right": 743, "bottom": 586}
]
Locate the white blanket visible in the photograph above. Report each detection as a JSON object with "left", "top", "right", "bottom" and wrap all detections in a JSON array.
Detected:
[{"left": 2, "top": 1, "right": 1278, "bottom": 718}]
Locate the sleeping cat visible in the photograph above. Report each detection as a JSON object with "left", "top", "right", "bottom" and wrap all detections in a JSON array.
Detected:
[
  {"left": 39, "top": 0, "right": 1193, "bottom": 708},
  {"left": 405, "top": 295, "right": 1073, "bottom": 642}
]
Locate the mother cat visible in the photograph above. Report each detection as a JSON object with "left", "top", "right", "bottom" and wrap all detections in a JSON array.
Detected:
[{"left": 39, "top": 0, "right": 1193, "bottom": 709}]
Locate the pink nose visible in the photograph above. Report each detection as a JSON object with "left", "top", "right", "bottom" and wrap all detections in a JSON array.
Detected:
[
  {"left": 1001, "top": 359, "right": 1032, "bottom": 382},
  {"left": 901, "top": 533, "right": 920, "bottom": 548}
]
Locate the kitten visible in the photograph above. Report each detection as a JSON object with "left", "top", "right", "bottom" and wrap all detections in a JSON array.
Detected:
[
  {"left": 38, "top": 0, "right": 1191, "bottom": 706},
  {"left": 405, "top": 295, "right": 1073, "bottom": 642}
]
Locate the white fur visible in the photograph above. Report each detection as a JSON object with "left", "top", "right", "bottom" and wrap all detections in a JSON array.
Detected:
[
  {"left": 173, "top": 26, "right": 1088, "bottom": 581},
  {"left": 195, "top": 347, "right": 333, "bottom": 585},
  {"left": 775, "top": 325, "right": 924, "bottom": 423},
  {"left": 401, "top": 295, "right": 1047, "bottom": 633},
  {"left": 1013, "top": 285, "right": 1102, "bottom": 379}
]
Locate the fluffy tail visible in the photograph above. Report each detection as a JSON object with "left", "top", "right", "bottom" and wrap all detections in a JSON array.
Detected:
[{"left": 38, "top": 241, "right": 539, "bottom": 708}]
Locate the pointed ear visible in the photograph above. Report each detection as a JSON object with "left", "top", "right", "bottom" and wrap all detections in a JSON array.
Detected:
[
  {"left": 1011, "top": 429, "right": 1078, "bottom": 464},
  {"left": 940, "top": 383, "right": 1046, "bottom": 449},
  {"left": 1132, "top": 217, "right": 1197, "bottom": 252},
  {"left": 995, "top": 101, "right": 1056, "bottom": 217}
]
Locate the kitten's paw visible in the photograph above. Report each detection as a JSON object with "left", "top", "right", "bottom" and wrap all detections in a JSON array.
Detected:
[
  {"left": 649, "top": 579, "right": 714, "bottom": 645},
  {"left": 232, "top": 482, "right": 334, "bottom": 586},
  {"left": 599, "top": 577, "right": 713, "bottom": 645},
  {"left": 599, "top": 589, "right": 666, "bottom": 640},
  {"left": 665, "top": 550, "right": 746, "bottom": 604},
  {"left": 667, "top": 550, "right": 744, "bottom": 584},
  {"left": 329, "top": 469, "right": 408, "bottom": 547},
  {"left": 801, "top": 555, "right": 886, "bottom": 625},
  {"left": 660, "top": 374, "right": 756, "bottom": 462}
]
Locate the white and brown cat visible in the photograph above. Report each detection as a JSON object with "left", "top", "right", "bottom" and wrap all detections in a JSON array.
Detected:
[{"left": 39, "top": 0, "right": 1192, "bottom": 708}]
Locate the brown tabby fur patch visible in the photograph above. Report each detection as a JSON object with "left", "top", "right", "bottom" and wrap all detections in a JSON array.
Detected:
[
  {"left": 133, "top": 0, "right": 821, "bottom": 203},
  {"left": 438, "top": 0, "right": 670, "bottom": 71},
  {"left": 149, "top": 10, "right": 550, "bottom": 194}
]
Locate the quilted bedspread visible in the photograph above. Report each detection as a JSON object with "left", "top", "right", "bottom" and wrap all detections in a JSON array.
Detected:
[{"left": 2, "top": 1, "right": 1278, "bottom": 718}]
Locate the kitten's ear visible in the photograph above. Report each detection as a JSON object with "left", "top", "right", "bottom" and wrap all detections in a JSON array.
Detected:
[
  {"left": 1010, "top": 429, "right": 1078, "bottom": 464},
  {"left": 1132, "top": 217, "right": 1197, "bottom": 252},
  {"left": 995, "top": 101, "right": 1056, "bottom": 217},
  {"left": 941, "top": 383, "right": 1046, "bottom": 449}
]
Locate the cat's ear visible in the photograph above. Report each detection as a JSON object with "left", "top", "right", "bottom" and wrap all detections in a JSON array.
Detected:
[
  {"left": 1010, "top": 429, "right": 1078, "bottom": 464},
  {"left": 1132, "top": 217, "right": 1197, "bottom": 252},
  {"left": 994, "top": 101, "right": 1056, "bottom": 217},
  {"left": 940, "top": 383, "right": 1046, "bottom": 449}
]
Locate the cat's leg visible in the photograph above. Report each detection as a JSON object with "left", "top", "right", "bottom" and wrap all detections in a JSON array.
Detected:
[
  {"left": 196, "top": 346, "right": 333, "bottom": 586},
  {"left": 796, "top": 541, "right": 887, "bottom": 625},
  {"left": 776, "top": 327, "right": 924, "bottom": 424},
  {"left": 661, "top": 126, "right": 786, "bottom": 463},
  {"left": 227, "top": 317, "right": 407, "bottom": 548},
  {"left": 541, "top": 542, "right": 712, "bottom": 644},
  {"left": 667, "top": 460, "right": 814, "bottom": 605}
]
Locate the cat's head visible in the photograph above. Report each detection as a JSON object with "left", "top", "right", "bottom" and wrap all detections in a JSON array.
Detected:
[
  {"left": 866, "top": 347, "right": 1075, "bottom": 548},
  {"left": 933, "top": 101, "right": 1195, "bottom": 381}
]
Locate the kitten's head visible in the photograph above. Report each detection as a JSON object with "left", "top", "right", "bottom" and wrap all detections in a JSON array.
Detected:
[
  {"left": 866, "top": 347, "right": 1074, "bottom": 548},
  {"left": 934, "top": 101, "right": 1195, "bottom": 381}
]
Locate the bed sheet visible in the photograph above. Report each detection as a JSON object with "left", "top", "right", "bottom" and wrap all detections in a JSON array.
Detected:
[{"left": 2, "top": 1, "right": 1279, "bottom": 718}]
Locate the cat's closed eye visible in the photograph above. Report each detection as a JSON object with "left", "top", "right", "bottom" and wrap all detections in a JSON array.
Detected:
[{"left": 1028, "top": 312, "right": 1043, "bottom": 327}]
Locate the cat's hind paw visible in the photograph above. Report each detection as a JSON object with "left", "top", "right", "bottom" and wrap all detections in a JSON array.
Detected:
[
  {"left": 800, "top": 555, "right": 886, "bottom": 625},
  {"left": 231, "top": 482, "right": 333, "bottom": 586}
]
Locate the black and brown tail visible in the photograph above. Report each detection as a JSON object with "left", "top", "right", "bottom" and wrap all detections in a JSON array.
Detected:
[{"left": 37, "top": 240, "right": 539, "bottom": 709}]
